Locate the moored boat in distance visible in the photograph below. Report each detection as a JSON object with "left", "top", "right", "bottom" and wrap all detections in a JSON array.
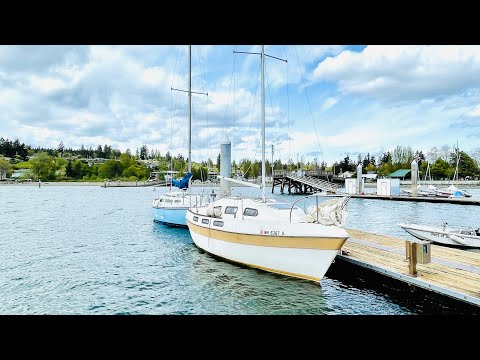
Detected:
[
  {"left": 399, "top": 222, "right": 480, "bottom": 248},
  {"left": 152, "top": 185, "right": 209, "bottom": 227},
  {"left": 151, "top": 44, "right": 209, "bottom": 227}
]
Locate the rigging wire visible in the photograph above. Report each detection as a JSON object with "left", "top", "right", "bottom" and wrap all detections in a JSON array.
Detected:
[
  {"left": 241, "top": 55, "right": 262, "bottom": 179},
  {"left": 284, "top": 46, "right": 290, "bottom": 174},
  {"left": 169, "top": 45, "right": 181, "bottom": 187},
  {"left": 233, "top": 45, "right": 236, "bottom": 177},
  {"left": 230, "top": 46, "right": 239, "bottom": 175},
  {"left": 196, "top": 46, "right": 211, "bottom": 176},
  {"left": 264, "top": 57, "right": 278, "bottom": 176},
  {"left": 294, "top": 45, "right": 325, "bottom": 167}
]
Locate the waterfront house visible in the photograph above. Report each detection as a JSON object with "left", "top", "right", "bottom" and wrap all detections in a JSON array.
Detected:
[{"left": 10, "top": 169, "right": 32, "bottom": 181}]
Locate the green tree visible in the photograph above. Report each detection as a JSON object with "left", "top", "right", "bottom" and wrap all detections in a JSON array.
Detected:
[
  {"left": 57, "top": 141, "right": 64, "bottom": 156},
  {"left": 119, "top": 153, "right": 136, "bottom": 168},
  {"left": 111, "top": 149, "right": 121, "bottom": 159},
  {"left": 430, "top": 159, "right": 451, "bottom": 180},
  {"left": 0, "top": 155, "right": 12, "bottom": 179},
  {"left": 66, "top": 160, "right": 74, "bottom": 178},
  {"left": 379, "top": 151, "right": 392, "bottom": 165},
  {"left": 174, "top": 154, "right": 185, "bottom": 172},
  {"left": 139, "top": 145, "right": 149, "bottom": 160},
  {"left": 98, "top": 160, "right": 124, "bottom": 179},
  {"left": 415, "top": 150, "right": 426, "bottom": 167},
  {"left": 72, "top": 160, "right": 85, "bottom": 179},
  {"left": 122, "top": 164, "right": 149, "bottom": 180},
  {"left": 103, "top": 144, "right": 112, "bottom": 159},
  {"left": 338, "top": 155, "right": 354, "bottom": 173},
  {"left": 30, "top": 152, "right": 57, "bottom": 180},
  {"left": 376, "top": 162, "right": 393, "bottom": 177},
  {"left": 456, "top": 151, "right": 480, "bottom": 179},
  {"left": 96, "top": 145, "right": 104, "bottom": 158}
]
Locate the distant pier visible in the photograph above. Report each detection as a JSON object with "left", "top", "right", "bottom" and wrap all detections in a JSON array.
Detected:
[
  {"left": 334, "top": 193, "right": 480, "bottom": 206},
  {"left": 272, "top": 170, "right": 342, "bottom": 195},
  {"left": 101, "top": 180, "right": 159, "bottom": 188}
]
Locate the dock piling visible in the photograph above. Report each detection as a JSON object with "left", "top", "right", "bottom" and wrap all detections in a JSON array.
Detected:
[{"left": 406, "top": 241, "right": 418, "bottom": 276}]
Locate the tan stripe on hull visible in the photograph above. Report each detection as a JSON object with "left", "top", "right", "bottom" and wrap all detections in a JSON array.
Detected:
[{"left": 187, "top": 220, "right": 347, "bottom": 250}]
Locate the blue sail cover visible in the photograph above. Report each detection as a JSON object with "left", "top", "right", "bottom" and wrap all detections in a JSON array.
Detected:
[{"left": 172, "top": 172, "right": 192, "bottom": 189}]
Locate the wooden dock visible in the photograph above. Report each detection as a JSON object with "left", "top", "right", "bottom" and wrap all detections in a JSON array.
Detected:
[{"left": 338, "top": 229, "right": 480, "bottom": 307}]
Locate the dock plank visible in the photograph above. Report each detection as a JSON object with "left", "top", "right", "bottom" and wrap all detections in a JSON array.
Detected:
[{"left": 340, "top": 228, "right": 480, "bottom": 306}]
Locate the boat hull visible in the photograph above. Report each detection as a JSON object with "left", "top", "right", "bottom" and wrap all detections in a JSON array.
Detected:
[
  {"left": 152, "top": 207, "right": 188, "bottom": 227},
  {"left": 186, "top": 211, "right": 348, "bottom": 282},
  {"left": 399, "top": 223, "right": 480, "bottom": 248}
]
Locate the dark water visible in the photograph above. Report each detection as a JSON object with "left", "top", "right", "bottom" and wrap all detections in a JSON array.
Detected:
[{"left": 0, "top": 185, "right": 479, "bottom": 314}]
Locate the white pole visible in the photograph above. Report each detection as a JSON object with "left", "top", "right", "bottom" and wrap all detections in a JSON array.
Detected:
[
  {"left": 411, "top": 159, "right": 418, "bottom": 196},
  {"left": 261, "top": 45, "right": 266, "bottom": 202},
  {"left": 271, "top": 144, "right": 274, "bottom": 180},
  {"left": 356, "top": 163, "right": 363, "bottom": 195},
  {"left": 188, "top": 45, "right": 192, "bottom": 194},
  {"left": 220, "top": 137, "right": 231, "bottom": 195}
]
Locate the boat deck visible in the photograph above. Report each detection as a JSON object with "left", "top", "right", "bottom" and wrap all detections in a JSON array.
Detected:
[{"left": 339, "top": 229, "right": 480, "bottom": 307}]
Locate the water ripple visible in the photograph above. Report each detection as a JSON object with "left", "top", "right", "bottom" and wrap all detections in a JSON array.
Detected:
[{"left": 1, "top": 185, "right": 479, "bottom": 314}]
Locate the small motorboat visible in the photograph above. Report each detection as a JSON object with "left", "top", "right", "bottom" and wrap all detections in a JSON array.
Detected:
[{"left": 398, "top": 222, "right": 480, "bottom": 248}]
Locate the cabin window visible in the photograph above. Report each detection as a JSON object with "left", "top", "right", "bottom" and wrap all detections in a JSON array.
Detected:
[
  {"left": 243, "top": 208, "right": 258, "bottom": 217},
  {"left": 202, "top": 218, "right": 209, "bottom": 224},
  {"left": 214, "top": 206, "right": 222, "bottom": 211},
  {"left": 213, "top": 220, "right": 224, "bottom": 227},
  {"left": 224, "top": 206, "right": 238, "bottom": 215},
  {"left": 193, "top": 216, "right": 198, "bottom": 222}
]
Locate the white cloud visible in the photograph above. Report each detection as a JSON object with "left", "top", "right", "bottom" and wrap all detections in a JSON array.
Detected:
[
  {"left": 29, "top": 75, "right": 66, "bottom": 93},
  {"left": 313, "top": 45, "right": 480, "bottom": 103},
  {"left": 321, "top": 97, "right": 338, "bottom": 111},
  {"left": 1, "top": 45, "right": 479, "bottom": 167},
  {"left": 466, "top": 105, "right": 480, "bottom": 117},
  {"left": 140, "top": 67, "right": 168, "bottom": 87}
]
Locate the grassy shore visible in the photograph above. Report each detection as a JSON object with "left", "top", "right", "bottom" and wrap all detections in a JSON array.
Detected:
[
  {"left": 0, "top": 180, "right": 155, "bottom": 187},
  {"left": 0, "top": 180, "right": 223, "bottom": 187}
]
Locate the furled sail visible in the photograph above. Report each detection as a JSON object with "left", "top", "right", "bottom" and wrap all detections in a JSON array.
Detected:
[
  {"left": 304, "top": 196, "right": 349, "bottom": 227},
  {"left": 172, "top": 172, "right": 192, "bottom": 189}
]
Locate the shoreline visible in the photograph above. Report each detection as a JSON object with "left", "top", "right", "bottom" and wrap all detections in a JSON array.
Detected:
[{"left": 1, "top": 180, "right": 480, "bottom": 189}]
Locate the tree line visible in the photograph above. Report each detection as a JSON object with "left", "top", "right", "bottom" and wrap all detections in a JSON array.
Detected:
[
  {"left": 332, "top": 145, "right": 480, "bottom": 180},
  {"left": 1, "top": 139, "right": 479, "bottom": 182}
]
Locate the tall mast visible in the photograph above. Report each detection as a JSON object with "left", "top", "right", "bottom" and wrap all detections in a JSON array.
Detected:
[
  {"left": 171, "top": 45, "right": 207, "bottom": 194},
  {"left": 188, "top": 45, "right": 192, "bottom": 192},
  {"left": 261, "top": 45, "right": 266, "bottom": 202},
  {"left": 232, "top": 45, "right": 285, "bottom": 202}
]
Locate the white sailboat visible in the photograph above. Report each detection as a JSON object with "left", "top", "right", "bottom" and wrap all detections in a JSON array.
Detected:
[
  {"left": 186, "top": 45, "right": 350, "bottom": 283},
  {"left": 401, "top": 157, "right": 471, "bottom": 198},
  {"left": 436, "top": 144, "right": 472, "bottom": 198},
  {"left": 152, "top": 45, "right": 209, "bottom": 227}
]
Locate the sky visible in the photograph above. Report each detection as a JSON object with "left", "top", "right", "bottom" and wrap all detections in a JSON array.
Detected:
[{"left": 1, "top": 45, "right": 479, "bottom": 166}]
